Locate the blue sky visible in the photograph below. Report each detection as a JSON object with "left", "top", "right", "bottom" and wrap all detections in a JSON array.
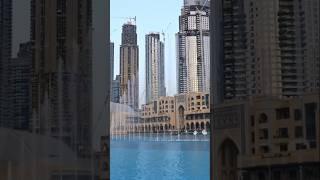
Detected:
[{"left": 111, "top": 0, "right": 183, "bottom": 105}]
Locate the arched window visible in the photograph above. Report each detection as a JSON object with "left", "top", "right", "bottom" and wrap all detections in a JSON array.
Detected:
[
  {"left": 218, "top": 139, "right": 239, "bottom": 180},
  {"left": 259, "top": 113, "right": 268, "bottom": 123},
  {"left": 200, "top": 122, "right": 205, "bottom": 129}
]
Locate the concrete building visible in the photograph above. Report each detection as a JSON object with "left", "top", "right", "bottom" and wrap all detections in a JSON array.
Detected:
[
  {"left": 110, "top": 42, "right": 114, "bottom": 81},
  {"left": 176, "top": 0, "right": 210, "bottom": 94},
  {"left": 120, "top": 23, "right": 139, "bottom": 110},
  {"left": 140, "top": 96, "right": 176, "bottom": 132},
  {"left": 211, "top": 93, "right": 320, "bottom": 180},
  {"left": 111, "top": 75, "right": 120, "bottom": 103},
  {"left": 210, "top": 0, "right": 320, "bottom": 179},
  {"left": 31, "top": 0, "right": 93, "bottom": 157},
  {"left": 0, "top": 0, "right": 12, "bottom": 128},
  {"left": 8, "top": 42, "right": 32, "bottom": 130},
  {"left": 138, "top": 92, "right": 210, "bottom": 133},
  {"left": 145, "top": 32, "right": 166, "bottom": 103},
  {"left": 211, "top": 0, "right": 320, "bottom": 105}
]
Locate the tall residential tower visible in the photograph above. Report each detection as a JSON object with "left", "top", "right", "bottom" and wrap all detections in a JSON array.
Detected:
[
  {"left": 119, "top": 23, "right": 139, "bottom": 110},
  {"left": 212, "top": 0, "right": 320, "bottom": 105},
  {"left": 211, "top": 0, "right": 320, "bottom": 179},
  {"left": 110, "top": 42, "right": 114, "bottom": 81},
  {"left": 31, "top": 0, "right": 93, "bottom": 157},
  {"left": 176, "top": 0, "right": 210, "bottom": 94},
  {"left": 145, "top": 32, "right": 166, "bottom": 103},
  {"left": 9, "top": 42, "right": 32, "bottom": 130},
  {"left": 0, "top": 0, "right": 12, "bottom": 127}
]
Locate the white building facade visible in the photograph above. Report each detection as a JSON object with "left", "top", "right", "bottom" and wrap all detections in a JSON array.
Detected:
[
  {"left": 176, "top": 0, "right": 210, "bottom": 94},
  {"left": 145, "top": 33, "right": 166, "bottom": 103}
]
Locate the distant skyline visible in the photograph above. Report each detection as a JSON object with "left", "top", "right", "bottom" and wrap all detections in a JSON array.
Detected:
[{"left": 111, "top": 0, "right": 182, "bottom": 106}]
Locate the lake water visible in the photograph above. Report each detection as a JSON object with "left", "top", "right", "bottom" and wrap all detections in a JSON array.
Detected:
[{"left": 111, "top": 134, "right": 210, "bottom": 180}]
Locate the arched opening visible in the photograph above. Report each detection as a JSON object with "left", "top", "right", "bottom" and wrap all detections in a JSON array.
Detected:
[
  {"left": 196, "top": 122, "right": 199, "bottom": 130},
  {"left": 178, "top": 106, "right": 185, "bottom": 129},
  {"left": 160, "top": 124, "right": 163, "bottom": 131},
  {"left": 191, "top": 122, "right": 194, "bottom": 130},
  {"left": 259, "top": 113, "right": 268, "bottom": 123},
  {"left": 152, "top": 125, "right": 156, "bottom": 133},
  {"left": 218, "top": 139, "right": 239, "bottom": 180},
  {"left": 165, "top": 124, "right": 168, "bottom": 130},
  {"left": 200, "top": 122, "right": 205, "bottom": 129},
  {"left": 148, "top": 125, "right": 151, "bottom": 132},
  {"left": 186, "top": 123, "right": 190, "bottom": 130}
]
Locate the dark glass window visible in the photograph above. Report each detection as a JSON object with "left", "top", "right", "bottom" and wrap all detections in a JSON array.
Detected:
[
  {"left": 276, "top": 107, "right": 290, "bottom": 120},
  {"left": 250, "top": 115, "right": 255, "bottom": 126},
  {"left": 251, "top": 132, "right": 255, "bottom": 143},
  {"left": 259, "top": 113, "right": 268, "bottom": 123},
  {"left": 280, "top": 143, "right": 288, "bottom": 152},
  {"left": 296, "top": 143, "right": 307, "bottom": 150},
  {"left": 305, "top": 103, "right": 316, "bottom": 140},
  {"left": 309, "top": 141, "right": 317, "bottom": 149},
  {"left": 278, "top": 128, "right": 289, "bottom": 138},
  {"left": 260, "top": 145, "right": 269, "bottom": 153},
  {"left": 252, "top": 148, "right": 255, "bottom": 154},
  {"left": 294, "top": 109, "right": 302, "bottom": 120},
  {"left": 294, "top": 126, "right": 303, "bottom": 138},
  {"left": 259, "top": 128, "right": 268, "bottom": 139}
]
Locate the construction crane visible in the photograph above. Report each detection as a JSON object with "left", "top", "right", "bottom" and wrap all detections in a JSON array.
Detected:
[
  {"left": 161, "top": 22, "right": 171, "bottom": 101},
  {"left": 161, "top": 22, "right": 171, "bottom": 44},
  {"left": 112, "top": 16, "right": 136, "bottom": 25},
  {"left": 200, "top": 0, "right": 209, "bottom": 11}
]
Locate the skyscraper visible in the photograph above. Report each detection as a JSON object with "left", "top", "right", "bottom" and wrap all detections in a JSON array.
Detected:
[
  {"left": 210, "top": 0, "right": 320, "bottom": 179},
  {"left": 110, "top": 41, "right": 114, "bottom": 81},
  {"left": 212, "top": 0, "right": 320, "bottom": 105},
  {"left": 110, "top": 41, "right": 115, "bottom": 102},
  {"left": 176, "top": 0, "right": 210, "bottom": 94},
  {"left": 31, "top": 0, "right": 93, "bottom": 157},
  {"left": 9, "top": 42, "right": 32, "bottom": 130},
  {"left": 119, "top": 23, "right": 139, "bottom": 110},
  {"left": 111, "top": 75, "right": 121, "bottom": 103},
  {"left": 145, "top": 32, "right": 166, "bottom": 103},
  {"left": 0, "top": 0, "right": 12, "bottom": 127}
]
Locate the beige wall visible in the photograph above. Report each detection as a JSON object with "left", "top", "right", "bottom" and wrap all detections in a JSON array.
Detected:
[{"left": 212, "top": 93, "right": 320, "bottom": 179}]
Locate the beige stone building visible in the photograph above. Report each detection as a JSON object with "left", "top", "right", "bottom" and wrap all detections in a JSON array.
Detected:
[
  {"left": 211, "top": 0, "right": 319, "bottom": 179},
  {"left": 137, "top": 92, "right": 211, "bottom": 133},
  {"left": 211, "top": 93, "right": 320, "bottom": 180}
]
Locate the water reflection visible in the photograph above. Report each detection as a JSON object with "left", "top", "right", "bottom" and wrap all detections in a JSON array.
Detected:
[{"left": 111, "top": 135, "right": 209, "bottom": 180}]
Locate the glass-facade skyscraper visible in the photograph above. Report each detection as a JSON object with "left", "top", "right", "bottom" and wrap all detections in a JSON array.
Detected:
[{"left": 0, "top": 0, "right": 12, "bottom": 127}]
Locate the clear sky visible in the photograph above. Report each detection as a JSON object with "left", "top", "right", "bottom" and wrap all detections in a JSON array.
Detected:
[{"left": 111, "top": 0, "right": 183, "bottom": 105}]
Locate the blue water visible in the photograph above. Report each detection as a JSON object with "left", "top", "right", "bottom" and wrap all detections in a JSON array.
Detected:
[{"left": 111, "top": 134, "right": 210, "bottom": 180}]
